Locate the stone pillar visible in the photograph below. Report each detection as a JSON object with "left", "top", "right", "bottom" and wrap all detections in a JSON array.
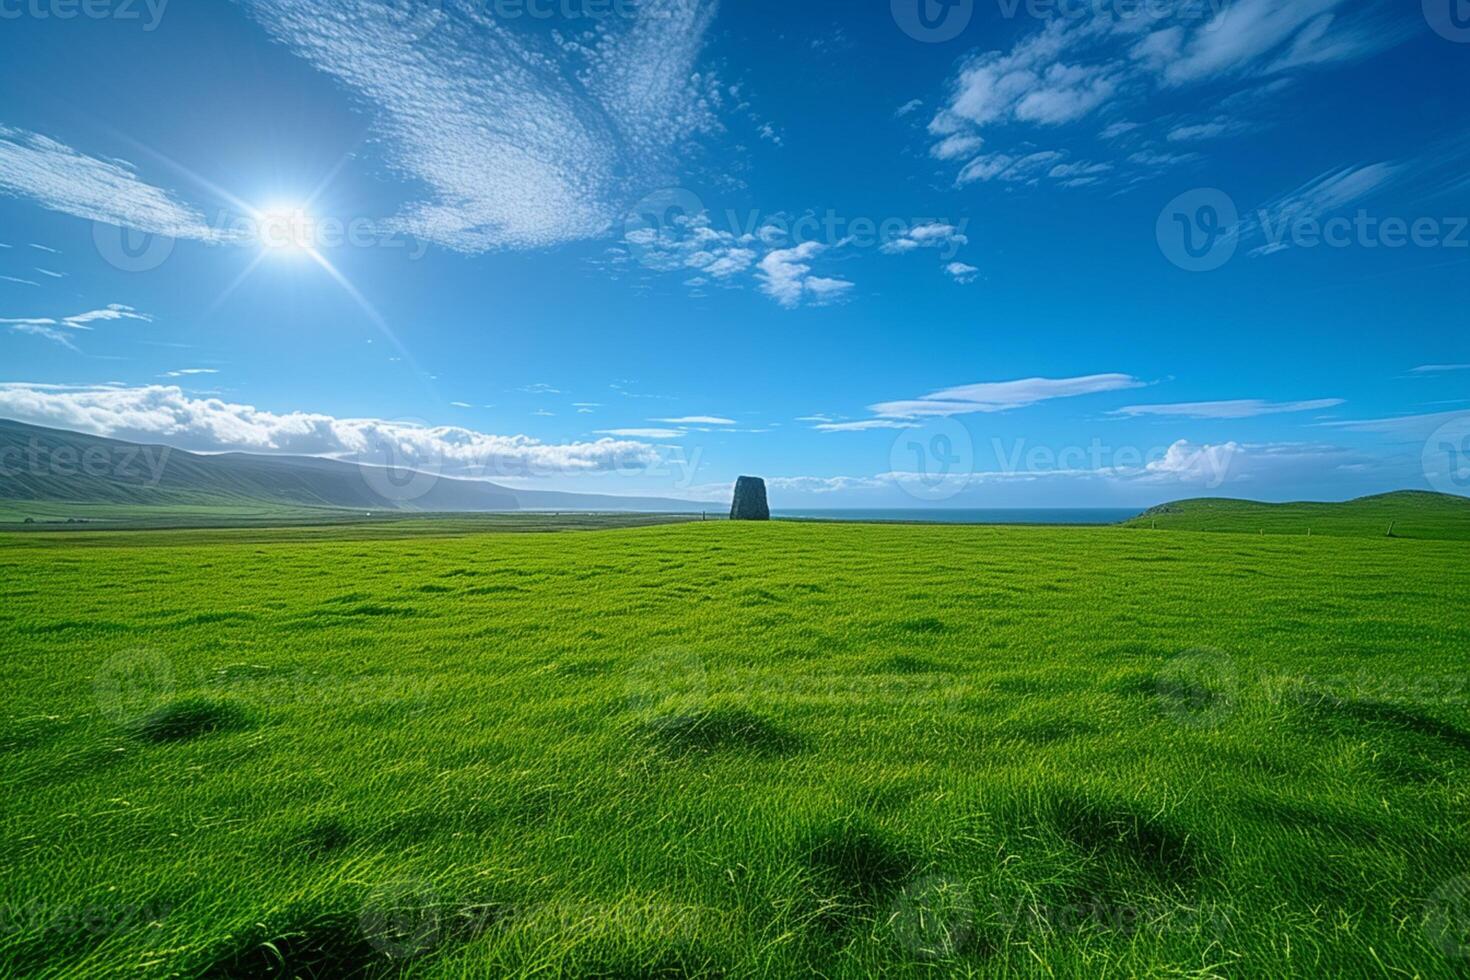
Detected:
[{"left": 729, "top": 476, "right": 770, "bottom": 521}]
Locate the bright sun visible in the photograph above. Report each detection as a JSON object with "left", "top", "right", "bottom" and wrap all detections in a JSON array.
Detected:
[{"left": 256, "top": 205, "right": 315, "bottom": 255}]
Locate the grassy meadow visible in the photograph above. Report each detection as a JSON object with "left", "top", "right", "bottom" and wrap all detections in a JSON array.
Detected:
[
  {"left": 1126, "top": 491, "right": 1470, "bottom": 541},
  {"left": 3, "top": 517, "right": 1470, "bottom": 977}
]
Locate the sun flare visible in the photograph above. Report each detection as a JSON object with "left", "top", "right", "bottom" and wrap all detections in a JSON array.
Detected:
[{"left": 256, "top": 205, "right": 315, "bottom": 255}]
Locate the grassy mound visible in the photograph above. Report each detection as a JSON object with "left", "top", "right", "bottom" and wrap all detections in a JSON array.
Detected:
[{"left": 1126, "top": 490, "right": 1470, "bottom": 539}]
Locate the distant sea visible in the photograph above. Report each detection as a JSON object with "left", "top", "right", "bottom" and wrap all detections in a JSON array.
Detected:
[{"left": 772, "top": 508, "right": 1141, "bottom": 525}]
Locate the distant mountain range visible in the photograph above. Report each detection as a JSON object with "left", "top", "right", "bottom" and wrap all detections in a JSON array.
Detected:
[{"left": 0, "top": 419, "right": 709, "bottom": 517}]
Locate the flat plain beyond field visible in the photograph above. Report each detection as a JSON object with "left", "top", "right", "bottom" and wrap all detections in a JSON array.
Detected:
[{"left": 3, "top": 521, "right": 1469, "bottom": 977}]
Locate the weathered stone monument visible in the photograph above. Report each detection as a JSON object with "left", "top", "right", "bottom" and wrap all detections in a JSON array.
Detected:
[{"left": 729, "top": 476, "right": 770, "bottom": 521}]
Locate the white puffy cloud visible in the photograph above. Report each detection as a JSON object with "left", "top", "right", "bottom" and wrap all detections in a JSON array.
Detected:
[
  {"left": 880, "top": 221, "right": 969, "bottom": 258},
  {"left": 0, "top": 383, "right": 661, "bottom": 478},
  {"left": 944, "top": 262, "right": 980, "bottom": 284},
  {"left": 621, "top": 208, "right": 855, "bottom": 308},
  {"left": 757, "top": 242, "right": 853, "bottom": 308},
  {"left": 923, "top": 1, "right": 1402, "bottom": 190}
]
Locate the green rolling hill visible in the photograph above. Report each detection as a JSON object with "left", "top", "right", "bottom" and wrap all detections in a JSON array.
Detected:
[
  {"left": 0, "top": 418, "right": 706, "bottom": 525},
  {"left": 1125, "top": 491, "right": 1470, "bottom": 541}
]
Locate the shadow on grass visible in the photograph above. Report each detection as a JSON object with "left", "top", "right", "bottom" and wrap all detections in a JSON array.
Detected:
[
  {"left": 1045, "top": 793, "right": 1209, "bottom": 887},
  {"left": 127, "top": 698, "right": 247, "bottom": 743},
  {"left": 800, "top": 819, "right": 919, "bottom": 931},
  {"left": 1301, "top": 695, "right": 1470, "bottom": 752}
]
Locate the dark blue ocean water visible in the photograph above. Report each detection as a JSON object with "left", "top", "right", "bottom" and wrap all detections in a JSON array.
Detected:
[{"left": 772, "top": 508, "right": 1141, "bottom": 525}]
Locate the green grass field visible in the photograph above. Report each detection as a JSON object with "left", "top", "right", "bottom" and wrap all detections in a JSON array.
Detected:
[
  {"left": 4, "top": 519, "right": 1470, "bottom": 977},
  {"left": 1126, "top": 491, "right": 1470, "bottom": 541}
]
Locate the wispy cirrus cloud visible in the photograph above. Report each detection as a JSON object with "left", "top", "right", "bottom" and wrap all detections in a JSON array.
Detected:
[
  {"left": 236, "top": 0, "right": 719, "bottom": 253},
  {"left": 1114, "top": 397, "right": 1345, "bottom": 419},
  {"left": 871, "top": 373, "right": 1145, "bottom": 419},
  {"left": 0, "top": 303, "right": 152, "bottom": 350},
  {"left": 653, "top": 416, "right": 736, "bottom": 425},
  {"left": 1412, "top": 364, "right": 1470, "bottom": 374},
  {"left": 160, "top": 368, "right": 220, "bottom": 379},
  {"left": 1247, "top": 161, "right": 1402, "bottom": 255},
  {"left": 813, "top": 418, "right": 920, "bottom": 433},
  {"left": 595, "top": 427, "right": 685, "bottom": 440},
  {"left": 0, "top": 126, "right": 218, "bottom": 239},
  {"left": 0, "top": 383, "right": 661, "bottom": 477}
]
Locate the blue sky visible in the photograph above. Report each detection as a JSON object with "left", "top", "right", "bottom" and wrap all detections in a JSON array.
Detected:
[{"left": 0, "top": 0, "right": 1467, "bottom": 508}]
